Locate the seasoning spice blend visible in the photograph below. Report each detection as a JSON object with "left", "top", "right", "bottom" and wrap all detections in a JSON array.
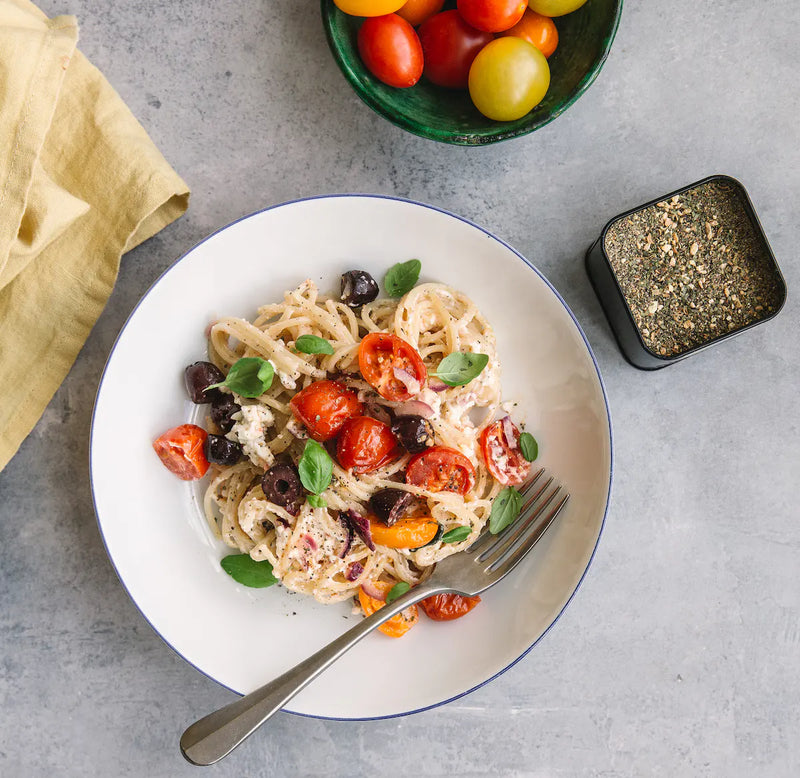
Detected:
[{"left": 602, "top": 178, "right": 785, "bottom": 359}]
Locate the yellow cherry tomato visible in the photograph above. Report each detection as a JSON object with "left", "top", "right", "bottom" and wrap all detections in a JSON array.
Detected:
[
  {"left": 333, "top": 0, "right": 407, "bottom": 16},
  {"left": 527, "top": 0, "right": 588, "bottom": 17},
  {"left": 468, "top": 37, "right": 550, "bottom": 122}
]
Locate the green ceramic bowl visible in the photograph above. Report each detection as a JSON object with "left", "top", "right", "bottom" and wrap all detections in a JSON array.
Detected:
[{"left": 321, "top": 0, "right": 623, "bottom": 145}]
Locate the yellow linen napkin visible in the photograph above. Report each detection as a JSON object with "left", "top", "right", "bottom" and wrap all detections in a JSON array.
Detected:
[{"left": 0, "top": 0, "right": 190, "bottom": 472}]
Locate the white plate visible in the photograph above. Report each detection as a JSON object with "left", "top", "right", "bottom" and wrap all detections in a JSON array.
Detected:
[{"left": 90, "top": 195, "right": 612, "bottom": 720}]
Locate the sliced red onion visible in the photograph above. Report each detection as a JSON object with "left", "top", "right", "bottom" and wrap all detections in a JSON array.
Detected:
[
  {"left": 427, "top": 376, "right": 448, "bottom": 392},
  {"left": 502, "top": 415, "right": 518, "bottom": 449},
  {"left": 338, "top": 513, "right": 354, "bottom": 559},
  {"left": 395, "top": 400, "right": 434, "bottom": 418},
  {"left": 342, "top": 508, "right": 375, "bottom": 551},
  {"left": 364, "top": 403, "right": 392, "bottom": 425},
  {"left": 359, "top": 579, "right": 385, "bottom": 601},
  {"left": 393, "top": 367, "right": 421, "bottom": 395},
  {"left": 301, "top": 533, "right": 318, "bottom": 552},
  {"left": 345, "top": 561, "right": 364, "bottom": 582}
]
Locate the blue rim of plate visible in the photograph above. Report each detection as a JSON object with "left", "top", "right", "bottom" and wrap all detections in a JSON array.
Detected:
[{"left": 89, "top": 193, "right": 614, "bottom": 721}]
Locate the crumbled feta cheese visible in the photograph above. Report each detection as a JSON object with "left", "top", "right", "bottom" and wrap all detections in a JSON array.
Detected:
[
  {"left": 269, "top": 360, "right": 298, "bottom": 390},
  {"left": 226, "top": 404, "right": 275, "bottom": 468}
]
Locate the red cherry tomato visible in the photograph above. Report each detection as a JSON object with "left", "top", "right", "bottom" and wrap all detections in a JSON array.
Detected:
[
  {"left": 152, "top": 424, "right": 209, "bottom": 481},
  {"left": 479, "top": 418, "right": 531, "bottom": 486},
  {"left": 417, "top": 10, "right": 494, "bottom": 89},
  {"left": 358, "top": 332, "right": 427, "bottom": 401},
  {"left": 500, "top": 8, "right": 558, "bottom": 58},
  {"left": 419, "top": 593, "right": 482, "bottom": 620},
  {"left": 337, "top": 416, "right": 397, "bottom": 474},
  {"left": 396, "top": 0, "right": 444, "bottom": 26},
  {"left": 406, "top": 446, "right": 475, "bottom": 495},
  {"left": 358, "top": 14, "right": 424, "bottom": 88},
  {"left": 289, "top": 380, "right": 362, "bottom": 441},
  {"left": 456, "top": 0, "right": 527, "bottom": 33}
]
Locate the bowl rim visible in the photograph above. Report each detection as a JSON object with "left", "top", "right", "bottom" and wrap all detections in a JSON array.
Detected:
[{"left": 320, "top": 0, "right": 625, "bottom": 146}]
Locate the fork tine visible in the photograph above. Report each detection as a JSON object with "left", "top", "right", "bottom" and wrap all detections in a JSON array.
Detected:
[{"left": 487, "top": 492, "right": 570, "bottom": 577}]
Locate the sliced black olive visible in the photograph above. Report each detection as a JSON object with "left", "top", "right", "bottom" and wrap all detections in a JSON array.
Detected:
[
  {"left": 204, "top": 434, "right": 243, "bottom": 466},
  {"left": 185, "top": 361, "right": 225, "bottom": 403},
  {"left": 369, "top": 488, "right": 413, "bottom": 526},
  {"left": 209, "top": 394, "right": 240, "bottom": 434},
  {"left": 391, "top": 415, "right": 434, "bottom": 454},
  {"left": 340, "top": 270, "right": 379, "bottom": 308},
  {"left": 261, "top": 463, "right": 303, "bottom": 516}
]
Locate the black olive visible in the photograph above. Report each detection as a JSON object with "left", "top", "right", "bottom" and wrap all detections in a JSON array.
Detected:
[
  {"left": 369, "top": 488, "right": 413, "bottom": 526},
  {"left": 185, "top": 361, "right": 225, "bottom": 403},
  {"left": 261, "top": 463, "right": 303, "bottom": 516},
  {"left": 204, "top": 434, "right": 243, "bottom": 466},
  {"left": 391, "top": 415, "right": 434, "bottom": 454},
  {"left": 209, "top": 394, "right": 240, "bottom": 434},
  {"left": 340, "top": 270, "right": 379, "bottom": 308}
]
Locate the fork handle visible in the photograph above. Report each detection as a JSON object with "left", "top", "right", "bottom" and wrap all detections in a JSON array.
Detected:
[{"left": 180, "top": 583, "right": 446, "bottom": 765}]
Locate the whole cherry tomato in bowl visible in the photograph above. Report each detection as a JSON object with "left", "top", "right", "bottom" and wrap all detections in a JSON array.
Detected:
[
  {"left": 456, "top": 0, "right": 528, "bottom": 33},
  {"left": 334, "top": 0, "right": 407, "bottom": 16},
  {"left": 395, "top": 0, "right": 444, "bottom": 26},
  {"left": 527, "top": 0, "right": 589, "bottom": 17},
  {"left": 500, "top": 8, "right": 559, "bottom": 58},
  {"left": 358, "top": 14, "right": 424, "bottom": 88}
]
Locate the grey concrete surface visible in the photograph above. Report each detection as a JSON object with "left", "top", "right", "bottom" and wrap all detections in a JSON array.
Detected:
[{"left": 1, "top": 1, "right": 798, "bottom": 776}]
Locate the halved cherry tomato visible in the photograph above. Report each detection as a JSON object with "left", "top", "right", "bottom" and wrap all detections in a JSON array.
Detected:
[
  {"left": 396, "top": 0, "right": 444, "bottom": 26},
  {"left": 479, "top": 418, "right": 531, "bottom": 486},
  {"left": 358, "top": 332, "right": 427, "bottom": 401},
  {"left": 289, "top": 380, "right": 362, "bottom": 441},
  {"left": 419, "top": 593, "right": 481, "bottom": 621},
  {"left": 369, "top": 515, "right": 440, "bottom": 548},
  {"left": 359, "top": 581, "right": 419, "bottom": 637},
  {"left": 152, "top": 424, "right": 209, "bottom": 481},
  {"left": 334, "top": 0, "right": 407, "bottom": 16},
  {"left": 417, "top": 10, "right": 493, "bottom": 89},
  {"left": 406, "top": 446, "right": 475, "bottom": 495},
  {"left": 456, "top": 0, "right": 527, "bottom": 33},
  {"left": 500, "top": 8, "right": 558, "bottom": 58},
  {"left": 337, "top": 416, "right": 397, "bottom": 474},
  {"left": 358, "top": 14, "right": 424, "bottom": 88}
]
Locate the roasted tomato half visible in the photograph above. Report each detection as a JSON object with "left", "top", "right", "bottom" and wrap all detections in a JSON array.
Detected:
[
  {"left": 358, "top": 332, "right": 427, "bottom": 401},
  {"left": 369, "top": 515, "right": 440, "bottom": 548},
  {"left": 289, "top": 380, "right": 362, "bottom": 441},
  {"left": 152, "top": 424, "right": 209, "bottom": 480},
  {"left": 406, "top": 445, "right": 475, "bottom": 495},
  {"left": 479, "top": 418, "right": 531, "bottom": 486},
  {"left": 419, "top": 593, "right": 482, "bottom": 621},
  {"left": 337, "top": 416, "right": 397, "bottom": 474},
  {"left": 358, "top": 581, "right": 419, "bottom": 638}
]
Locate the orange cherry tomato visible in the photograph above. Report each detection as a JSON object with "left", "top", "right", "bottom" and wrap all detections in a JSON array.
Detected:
[
  {"left": 152, "top": 424, "right": 209, "bottom": 481},
  {"left": 396, "top": 0, "right": 444, "bottom": 26},
  {"left": 336, "top": 416, "right": 397, "bottom": 474},
  {"left": 334, "top": 0, "right": 407, "bottom": 16},
  {"left": 406, "top": 445, "right": 475, "bottom": 495},
  {"left": 479, "top": 418, "right": 531, "bottom": 486},
  {"left": 358, "top": 332, "right": 427, "bottom": 401},
  {"left": 369, "top": 515, "right": 440, "bottom": 548},
  {"left": 500, "top": 8, "right": 558, "bottom": 58},
  {"left": 359, "top": 581, "right": 419, "bottom": 637},
  {"left": 289, "top": 380, "right": 362, "bottom": 441},
  {"left": 419, "top": 593, "right": 482, "bottom": 620},
  {"left": 456, "top": 0, "right": 527, "bottom": 33}
]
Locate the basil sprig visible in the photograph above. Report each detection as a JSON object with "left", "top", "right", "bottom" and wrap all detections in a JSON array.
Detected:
[
  {"left": 298, "top": 440, "right": 333, "bottom": 499},
  {"left": 385, "top": 581, "right": 410, "bottom": 603},
  {"left": 434, "top": 352, "right": 489, "bottom": 387},
  {"left": 441, "top": 526, "right": 471, "bottom": 544},
  {"left": 489, "top": 486, "right": 523, "bottom": 534},
  {"left": 384, "top": 259, "right": 421, "bottom": 297},
  {"left": 519, "top": 432, "right": 538, "bottom": 462},
  {"left": 207, "top": 356, "right": 273, "bottom": 398},
  {"left": 307, "top": 494, "right": 327, "bottom": 508},
  {"left": 295, "top": 335, "right": 334, "bottom": 355},
  {"left": 220, "top": 554, "right": 278, "bottom": 588}
]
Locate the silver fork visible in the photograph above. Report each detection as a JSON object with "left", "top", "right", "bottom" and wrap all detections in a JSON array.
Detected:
[{"left": 180, "top": 468, "right": 569, "bottom": 766}]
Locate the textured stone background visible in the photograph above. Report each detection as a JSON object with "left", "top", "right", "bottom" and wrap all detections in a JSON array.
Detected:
[{"left": 1, "top": 1, "right": 798, "bottom": 776}]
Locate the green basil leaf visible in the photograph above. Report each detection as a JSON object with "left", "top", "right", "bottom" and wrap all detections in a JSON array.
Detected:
[
  {"left": 295, "top": 335, "right": 334, "bottom": 355},
  {"left": 519, "top": 432, "right": 538, "bottom": 462},
  {"left": 208, "top": 356, "right": 274, "bottom": 398},
  {"left": 298, "top": 440, "right": 333, "bottom": 495},
  {"left": 441, "top": 526, "right": 471, "bottom": 544},
  {"left": 220, "top": 554, "right": 278, "bottom": 588},
  {"left": 385, "top": 581, "right": 411, "bottom": 604},
  {"left": 307, "top": 494, "right": 327, "bottom": 508},
  {"left": 384, "top": 259, "right": 421, "bottom": 297},
  {"left": 489, "top": 486, "right": 523, "bottom": 534},
  {"left": 435, "top": 352, "right": 489, "bottom": 387}
]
